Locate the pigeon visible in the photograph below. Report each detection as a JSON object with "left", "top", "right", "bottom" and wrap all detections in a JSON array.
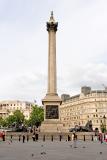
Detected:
[
  {"left": 83, "top": 146, "right": 86, "bottom": 148},
  {"left": 41, "top": 152, "right": 46, "bottom": 155},
  {"left": 69, "top": 145, "right": 72, "bottom": 148},
  {"left": 31, "top": 153, "right": 34, "bottom": 157}
]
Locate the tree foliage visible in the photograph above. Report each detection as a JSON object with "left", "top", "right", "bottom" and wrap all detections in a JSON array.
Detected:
[
  {"left": 0, "top": 117, "right": 8, "bottom": 127},
  {"left": 29, "top": 105, "right": 44, "bottom": 127},
  {"left": 100, "top": 123, "right": 106, "bottom": 133},
  {"left": 0, "top": 110, "right": 25, "bottom": 128},
  {"left": 6, "top": 115, "right": 16, "bottom": 127},
  {"left": 0, "top": 106, "right": 44, "bottom": 129},
  {"left": 13, "top": 110, "right": 25, "bottom": 125}
]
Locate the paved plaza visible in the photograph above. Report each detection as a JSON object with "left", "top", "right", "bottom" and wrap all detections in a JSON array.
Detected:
[{"left": 0, "top": 140, "right": 107, "bottom": 160}]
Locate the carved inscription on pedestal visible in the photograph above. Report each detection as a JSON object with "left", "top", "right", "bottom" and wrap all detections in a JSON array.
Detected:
[{"left": 46, "top": 105, "right": 59, "bottom": 119}]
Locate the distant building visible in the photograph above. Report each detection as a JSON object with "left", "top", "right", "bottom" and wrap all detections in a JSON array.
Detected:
[
  {"left": 60, "top": 86, "right": 107, "bottom": 131},
  {"left": 61, "top": 94, "right": 70, "bottom": 102},
  {"left": 0, "top": 100, "right": 34, "bottom": 119}
]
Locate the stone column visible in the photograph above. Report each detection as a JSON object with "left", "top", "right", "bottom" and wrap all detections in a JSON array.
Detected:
[
  {"left": 41, "top": 12, "right": 63, "bottom": 132},
  {"left": 47, "top": 11, "right": 58, "bottom": 95}
]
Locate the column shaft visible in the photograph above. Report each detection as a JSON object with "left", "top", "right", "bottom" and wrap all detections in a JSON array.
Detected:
[{"left": 48, "top": 30, "right": 57, "bottom": 95}]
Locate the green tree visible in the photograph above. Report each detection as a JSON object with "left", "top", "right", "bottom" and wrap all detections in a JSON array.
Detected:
[
  {"left": 24, "top": 119, "right": 30, "bottom": 127},
  {"left": 0, "top": 117, "right": 3, "bottom": 125},
  {"left": 0, "top": 117, "right": 7, "bottom": 127},
  {"left": 100, "top": 123, "right": 106, "bottom": 133},
  {"left": 6, "top": 115, "right": 16, "bottom": 127},
  {"left": 0, "top": 110, "right": 25, "bottom": 128},
  {"left": 29, "top": 105, "right": 44, "bottom": 127},
  {"left": 0, "top": 117, "right": 3, "bottom": 127},
  {"left": 13, "top": 110, "right": 25, "bottom": 126}
]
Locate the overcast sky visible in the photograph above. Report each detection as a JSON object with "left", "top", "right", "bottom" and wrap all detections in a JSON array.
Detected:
[{"left": 0, "top": 0, "right": 107, "bottom": 105}]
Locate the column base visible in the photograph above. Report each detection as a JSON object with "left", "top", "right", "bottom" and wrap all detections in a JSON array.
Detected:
[{"left": 40, "top": 120, "right": 64, "bottom": 133}]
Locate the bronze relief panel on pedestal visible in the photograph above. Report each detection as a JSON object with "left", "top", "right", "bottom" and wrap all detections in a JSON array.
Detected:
[{"left": 46, "top": 105, "right": 59, "bottom": 119}]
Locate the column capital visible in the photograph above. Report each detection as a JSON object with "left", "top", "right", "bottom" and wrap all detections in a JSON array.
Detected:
[{"left": 47, "top": 11, "right": 58, "bottom": 32}]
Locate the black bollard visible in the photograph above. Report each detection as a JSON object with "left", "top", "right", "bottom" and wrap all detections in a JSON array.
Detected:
[
  {"left": 43, "top": 135, "right": 45, "bottom": 141},
  {"left": 91, "top": 135, "right": 93, "bottom": 141},
  {"left": 35, "top": 133, "right": 38, "bottom": 141},
  {"left": 51, "top": 135, "right": 53, "bottom": 141},
  {"left": 22, "top": 134, "right": 25, "bottom": 143},
  {"left": 2, "top": 135, "right": 5, "bottom": 141},
  {"left": 27, "top": 134, "right": 29, "bottom": 142},
  {"left": 84, "top": 135, "right": 85, "bottom": 141},
  {"left": 104, "top": 134, "right": 105, "bottom": 140},
  {"left": 2, "top": 131, "right": 5, "bottom": 141},
  {"left": 19, "top": 135, "right": 21, "bottom": 142},
  {"left": 68, "top": 135, "right": 70, "bottom": 141},
  {"left": 59, "top": 135, "right": 62, "bottom": 141}
]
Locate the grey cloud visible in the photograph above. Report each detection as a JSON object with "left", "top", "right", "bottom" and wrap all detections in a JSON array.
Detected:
[
  {"left": 59, "top": 63, "right": 107, "bottom": 96},
  {"left": 0, "top": 0, "right": 107, "bottom": 104}
]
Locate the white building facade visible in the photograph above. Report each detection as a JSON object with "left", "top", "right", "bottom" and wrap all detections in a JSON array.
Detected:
[
  {"left": 60, "top": 87, "right": 107, "bottom": 132},
  {"left": 0, "top": 100, "right": 34, "bottom": 119}
]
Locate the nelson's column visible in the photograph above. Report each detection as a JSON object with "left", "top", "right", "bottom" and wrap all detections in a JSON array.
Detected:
[{"left": 40, "top": 12, "right": 63, "bottom": 132}]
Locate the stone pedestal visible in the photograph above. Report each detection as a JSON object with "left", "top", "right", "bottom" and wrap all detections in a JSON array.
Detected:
[
  {"left": 40, "top": 120, "right": 63, "bottom": 133},
  {"left": 41, "top": 94, "right": 63, "bottom": 133}
]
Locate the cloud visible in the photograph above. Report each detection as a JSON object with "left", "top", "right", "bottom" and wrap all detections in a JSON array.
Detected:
[
  {"left": 0, "top": 71, "right": 47, "bottom": 103},
  {"left": 0, "top": 0, "right": 107, "bottom": 105},
  {"left": 58, "top": 62, "right": 107, "bottom": 96}
]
